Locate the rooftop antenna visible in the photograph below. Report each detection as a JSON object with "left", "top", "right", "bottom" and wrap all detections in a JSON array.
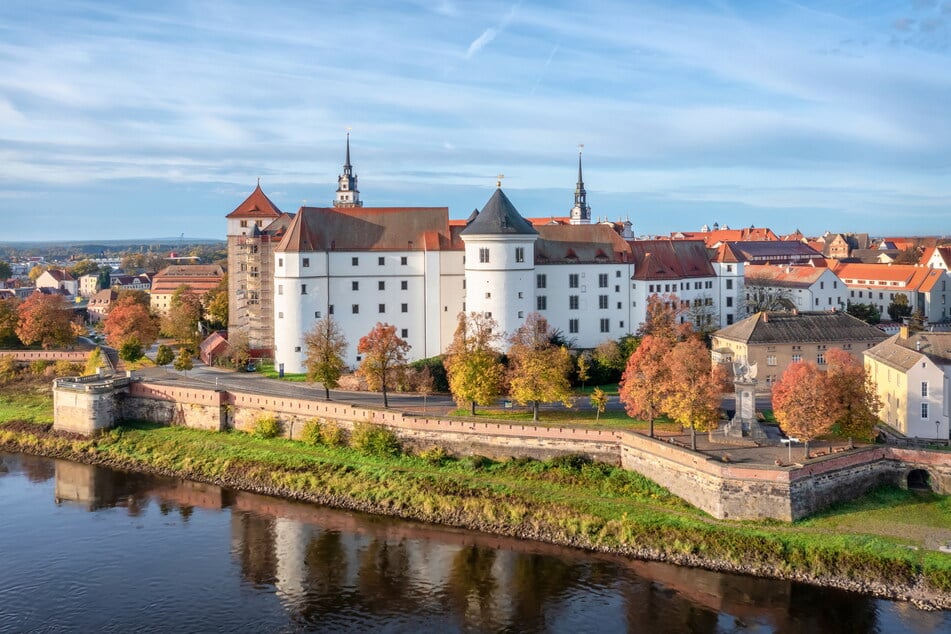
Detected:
[{"left": 496, "top": 173, "right": 505, "bottom": 188}]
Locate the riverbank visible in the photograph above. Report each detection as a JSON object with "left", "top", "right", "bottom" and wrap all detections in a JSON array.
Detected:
[{"left": 2, "top": 419, "right": 950, "bottom": 610}]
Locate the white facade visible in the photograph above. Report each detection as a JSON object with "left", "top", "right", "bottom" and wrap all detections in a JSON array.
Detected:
[{"left": 461, "top": 234, "right": 537, "bottom": 343}]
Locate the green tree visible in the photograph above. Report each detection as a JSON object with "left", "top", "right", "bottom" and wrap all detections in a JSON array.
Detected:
[
  {"left": 0, "top": 260, "right": 11, "bottom": 281},
  {"left": 444, "top": 312, "right": 505, "bottom": 415},
  {"left": 887, "top": 294, "right": 912, "bottom": 323},
  {"left": 846, "top": 302, "right": 881, "bottom": 325},
  {"left": 304, "top": 316, "right": 348, "bottom": 400},
  {"left": 68, "top": 259, "right": 99, "bottom": 278},
  {"left": 589, "top": 387, "right": 607, "bottom": 423},
  {"left": 96, "top": 267, "right": 112, "bottom": 293},
  {"left": 155, "top": 343, "right": 174, "bottom": 370},
  {"left": 119, "top": 337, "right": 144, "bottom": 367},
  {"left": 507, "top": 313, "right": 573, "bottom": 421},
  {"left": 85, "top": 346, "right": 105, "bottom": 375},
  {"left": 173, "top": 346, "right": 194, "bottom": 374},
  {"left": 227, "top": 330, "right": 251, "bottom": 369},
  {"left": 357, "top": 322, "right": 410, "bottom": 408}
]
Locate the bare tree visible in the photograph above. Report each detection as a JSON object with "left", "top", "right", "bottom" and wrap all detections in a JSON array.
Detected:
[{"left": 744, "top": 273, "right": 794, "bottom": 313}]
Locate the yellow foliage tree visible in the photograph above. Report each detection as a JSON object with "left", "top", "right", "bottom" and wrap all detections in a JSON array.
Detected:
[{"left": 507, "top": 313, "right": 573, "bottom": 421}]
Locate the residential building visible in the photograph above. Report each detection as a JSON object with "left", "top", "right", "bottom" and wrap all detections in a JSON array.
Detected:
[
  {"left": 87, "top": 289, "right": 118, "bottom": 323},
  {"left": 110, "top": 274, "right": 152, "bottom": 292},
  {"left": 711, "top": 311, "right": 888, "bottom": 388},
  {"left": 744, "top": 264, "right": 846, "bottom": 312},
  {"left": 79, "top": 274, "right": 100, "bottom": 298},
  {"left": 723, "top": 240, "right": 825, "bottom": 266},
  {"left": 831, "top": 262, "right": 951, "bottom": 324},
  {"left": 864, "top": 328, "right": 950, "bottom": 439},
  {"left": 35, "top": 269, "right": 78, "bottom": 298},
  {"left": 920, "top": 246, "right": 951, "bottom": 271},
  {"left": 150, "top": 264, "right": 224, "bottom": 315}
]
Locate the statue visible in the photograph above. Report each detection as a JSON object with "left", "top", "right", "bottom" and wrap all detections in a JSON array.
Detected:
[{"left": 732, "top": 358, "right": 757, "bottom": 382}]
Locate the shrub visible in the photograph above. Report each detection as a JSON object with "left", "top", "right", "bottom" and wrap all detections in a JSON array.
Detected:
[
  {"left": 51, "top": 361, "right": 82, "bottom": 377},
  {"left": 549, "top": 453, "right": 593, "bottom": 471},
  {"left": 460, "top": 454, "right": 493, "bottom": 471},
  {"left": 319, "top": 420, "right": 344, "bottom": 446},
  {"left": 418, "top": 445, "right": 452, "bottom": 465},
  {"left": 250, "top": 415, "right": 281, "bottom": 439},
  {"left": 351, "top": 422, "right": 401, "bottom": 458},
  {"left": 0, "top": 356, "right": 18, "bottom": 381},
  {"left": 30, "top": 359, "right": 52, "bottom": 375},
  {"left": 301, "top": 419, "right": 322, "bottom": 446}
]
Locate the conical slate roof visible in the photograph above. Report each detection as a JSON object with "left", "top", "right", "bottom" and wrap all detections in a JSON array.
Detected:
[{"left": 460, "top": 189, "right": 537, "bottom": 236}]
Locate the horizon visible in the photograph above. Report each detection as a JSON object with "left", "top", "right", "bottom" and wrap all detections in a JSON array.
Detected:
[{"left": 2, "top": 1, "right": 950, "bottom": 241}]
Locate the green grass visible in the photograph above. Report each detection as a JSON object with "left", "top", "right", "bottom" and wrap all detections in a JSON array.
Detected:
[
  {"left": 0, "top": 376, "right": 54, "bottom": 424},
  {"left": 449, "top": 407, "right": 680, "bottom": 431},
  {"left": 574, "top": 383, "right": 619, "bottom": 396},
  {"left": 256, "top": 362, "right": 309, "bottom": 382}
]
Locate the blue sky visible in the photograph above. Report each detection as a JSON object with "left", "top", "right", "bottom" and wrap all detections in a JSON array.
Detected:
[{"left": 1, "top": 0, "right": 950, "bottom": 241}]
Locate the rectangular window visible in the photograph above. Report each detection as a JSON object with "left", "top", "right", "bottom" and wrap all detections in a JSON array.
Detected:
[
  {"left": 726, "top": 297, "right": 733, "bottom": 307},
  {"left": 599, "top": 295, "right": 608, "bottom": 309},
  {"left": 536, "top": 274, "right": 547, "bottom": 289},
  {"left": 314, "top": 311, "right": 321, "bottom": 318},
  {"left": 819, "top": 281, "right": 824, "bottom": 289},
  {"left": 726, "top": 279, "right": 733, "bottom": 290},
  {"left": 615, "top": 285, "right": 620, "bottom": 293},
  {"left": 616, "top": 270, "right": 621, "bottom": 278},
  {"left": 598, "top": 273, "right": 608, "bottom": 288},
  {"left": 515, "top": 247, "right": 524, "bottom": 263},
  {"left": 792, "top": 354, "right": 801, "bottom": 363},
  {"left": 378, "top": 281, "right": 385, "bottom": 291},
  {"left": 479, "top": 248, "right": 490, "bottom": 263},
  {"left": 378, "top": 303, "right": 385, "bottom": 313},
  {"left": 726, "top": 314, "right": 734, "bottom": 325},
  {"left": 401, "top": 303, "right": 408, "bottom": 313},
  {"left": 301, "top": 284, "right": 307, "bottom": 295},
  {"left": 352, "top": 304, "right": 359, "bottom": 314},
  {"left": 537, "top": 296, "right": 547, "bottom": 310},
  {"left": 401, "top": 328, "right": 408, "bottom": 338},
  {"left": 401, "top": 280, "right": 408, "bottom": 290},
  {"left": 278, "top": 312, "right": 283, "bottom": 319},
  {"left": 600, "top": 318, "right": 610, "bottom": 333},
  {"left": 517, "top": 291, "right": 523, "bottom": 299},
  {"left": 352, "top": 281, "right": 359, "bottom": 291},
  {"left": 401, "top": 256, "right": 408, "bottom": 265},
  {"left": 352, "top": 257, "right": 359, "bottom": 266},
  {"left": 569, "top": 295, "right": 579, "bottom": 310},
  {"left": 378, "top": 256, "right": 385, "bottom": 266},
  {"left": 569, "top": 274, "right": 579, "bottom": 288},
  {"left": 240, "top": 220, "right": 248, "bottom": 228},
  {"left": 922, "top": 381, "right": 929, "bottom": 397},
  {"left": 485, "top": 292, "right": 491, "bottom": 299},
  {"left": 817, "top": 352, "right": 826, "bottom": 365},
  {"left": 767, "top": 355, "right": 777, "bottom": 366},
  {"left": 617, "top": 302, "right": 622, "bottom": 309},
  {"left": 277, "top": 285, "right": 283, "bottom": 296},
  {"left": 569, "top": 319, "right": 579, "bottom": 334},
  {"left": 922, "top": 402, "right": 929, "bottom": 419},
  {"left": 303, "top": 258, "right": 310, "bottom": 267},
  {"left": 328, "top": 305, "right": 334, "bottom": 315},
  {"left": 278, "top": 258, "right": 283, "bottom": 267},
  {"left": 518, "top": 310, "right": 524, "bottom": 318},
  {"left": 294, "top": 346, "right": 301, "bottom": 353}
]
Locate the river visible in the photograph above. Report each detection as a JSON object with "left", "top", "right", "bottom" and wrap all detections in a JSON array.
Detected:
[{"left": 0, "top": 452, "right": 948, "bottom": 633}]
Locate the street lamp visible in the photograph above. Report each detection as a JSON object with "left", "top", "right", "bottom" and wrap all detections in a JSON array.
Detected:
[{"left": 937, "top": 420, "right": 942, "bottom": 441}]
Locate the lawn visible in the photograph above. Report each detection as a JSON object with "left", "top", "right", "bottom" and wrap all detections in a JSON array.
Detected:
[
  {"left": 0, "top": 375, "right": 55, "bottom": 424},
  {"left": 256, "top": 362, "right": 309, "bottom": 382}
]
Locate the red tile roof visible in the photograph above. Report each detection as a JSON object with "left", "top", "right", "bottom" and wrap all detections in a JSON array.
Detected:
[
  {"left": 151, "top": 265, "right": 224, "bottom": 295},
  {"left": 225, "top": 183, "right": 283, "bottom": 219},
  {"left": 745, "top": 264, "right": 832, "bottom": 288},
  {"left": 831, "top": 262, "right": 946, "bottom": 293},
  {"left": 673, "top": 227, "right": 778, "bottom": 247},
  {"left": 628, "top": 239, "right": 715, "bottom": 280},
  {"left": 276, "top": 206, "right": 453, "bottom": 253},
  {"left": 534, "top": 225, "right": 631, "bottom": 264}
]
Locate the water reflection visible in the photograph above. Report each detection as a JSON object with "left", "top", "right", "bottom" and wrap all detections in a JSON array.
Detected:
[{"left": 0, "top": 452, "right": 946, "bottom": 633}]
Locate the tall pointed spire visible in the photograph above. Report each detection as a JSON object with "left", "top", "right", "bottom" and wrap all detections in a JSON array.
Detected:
[
  {"left": 569, "top": 145, "right": 590, "bottom": 225},
  {"left": 335, "top": 129, "right": 362, "bottom": 207}
]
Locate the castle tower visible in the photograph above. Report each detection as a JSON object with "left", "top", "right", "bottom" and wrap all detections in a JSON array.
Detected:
[
  {"left": 569, "top": 149, "right": 590, "bottom": 225},
  {"left": 460, "top": 185, "right": 538, "bottom": 342},
  {"left": 334, "top": 131, "right": 362, "bottom": 208}
]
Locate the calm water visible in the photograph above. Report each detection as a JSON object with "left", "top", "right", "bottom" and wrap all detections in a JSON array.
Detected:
[{"left": 0, "top": 453, "right": 948, "bottom": 633}]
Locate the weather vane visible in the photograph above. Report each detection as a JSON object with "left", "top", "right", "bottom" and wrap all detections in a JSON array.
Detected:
[{"left": 496, "top": 173, "right": 505, "bottom": 188}]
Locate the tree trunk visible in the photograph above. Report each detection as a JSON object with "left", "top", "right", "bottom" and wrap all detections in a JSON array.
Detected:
[
  {"left": 383, "top": 386, "right": 389, "bottom": 408},
  {"left": 471, "top": 401, "right": 476, "bottom": 416},
  {"left": 596, "top": 409, "right": 601, "bottom": 423},
  {"left": 804, "top": 439, "right": 809, "bottom": 460},
  {"left": 690, "top": 425, "right": 697, "bottom": 451},
  {"left": 649, "top": 416, "right": 654, "bottom": 439},
  {"left": 324, "top": 385, "right": 330, "bottom": 401},
  {"left": 533, "top": 401, "right": 539, "bottom": 421}
]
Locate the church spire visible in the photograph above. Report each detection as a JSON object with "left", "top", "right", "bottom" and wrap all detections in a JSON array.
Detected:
[
  {"left": 569, "top": 145, "right": 590, "bottom": 225},
  {"left": 335, "top": 129, "right": 362, "bottom": 207}
]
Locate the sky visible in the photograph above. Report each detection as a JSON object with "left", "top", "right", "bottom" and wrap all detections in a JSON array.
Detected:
[{"left": 1, "top": 0, "right": 950, "bottom": 241}]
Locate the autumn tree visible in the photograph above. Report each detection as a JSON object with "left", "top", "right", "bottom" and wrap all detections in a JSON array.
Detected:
[
  {"left": 15, "top": 292, "right": 81, "bottom": 349},
  {"left": 506, "top": 313, "right": 573, "bottom": 421},
  {"left": 173, "top": 346, "right": 194, "bottom": 374},
  {"left": 203, "top": 275, "right": 229, "bottom": 330},
  {"left": 576, "top": 351, "right": 591, "bottom": 390},
  {"left": 28, "top": 265, "right": 46, "bottom": 282},
  {"left": 772, "top": 361, "right": 841, "bottom": 458},
  {"left": 227, "top": 330, "right": 251, "bottom": 369},
  {"left": 744, "top": 273, "right": 793, "bottom": 313},
  {"left": 887, "top": 294, "right": 912, "bottom": 323},
  {"left": 85, "top": 346, "right": 105, "bottom": 375},
  {"left": 444, "top": 312, "right": 505, "bottom": 415},
  {"left": 162, "top": 285, "right": 202, "bottom": 347},
  {"left": 662, "top": 337, "right": 723, "bottom": 451},
  {"left": 638, "top": 293, "right": 691, "bottom": 341},
  {"left": 826, "top": 348, "right": 881, "bottom": 442},
  {"left": 304, "top": 316, "right": 349, "bottom": 400},
  {"left": 357, "top": 322, "right": 410, "bottom": 407},
  {"left": 590, "top": 387, "right": 607, "bottom": 423},
  {"left": 103, "top": 295, "right": 160, "bottom": 350},
  {"left": 0, "top": 297, "right": 20, "bottom": 346},
  {"left": 116, "top": 289, "right": 151, "bottom": 309},
  {"left": 686, "top": 294, "right": 720, "bottom": 340},
  {"left": 68, "top": 259, "right": 100, "bottom": 278},
  {"left": 619, "top": 335, "right": 671, "bottom": 438}
]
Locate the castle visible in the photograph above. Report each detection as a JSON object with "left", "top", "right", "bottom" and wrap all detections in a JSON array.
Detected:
[{"left": 227, "top": 136, "right": 746, "bottom": 372}]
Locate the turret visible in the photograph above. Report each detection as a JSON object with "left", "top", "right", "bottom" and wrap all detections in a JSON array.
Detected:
[
  {"left": 334, "top": 131, "right": 362, "bottom": 207},
  {"left": 569, "top": 148, "right": 590, "bottom": 225}
]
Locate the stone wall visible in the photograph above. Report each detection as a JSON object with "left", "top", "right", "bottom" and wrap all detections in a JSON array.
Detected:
[
  {"left": 53, "top": 386, "right": 119, "bottom": 436},
  {"left": 1, "top": 350, "right": 90, "bottom": 363}
]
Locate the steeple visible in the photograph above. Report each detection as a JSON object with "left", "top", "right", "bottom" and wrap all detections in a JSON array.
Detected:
[
  {"left": 334, "top": 130, "right": 362, "bottom": 208},
  {"left": 569, "top": 146, "right": 590, "bottom": 225}
]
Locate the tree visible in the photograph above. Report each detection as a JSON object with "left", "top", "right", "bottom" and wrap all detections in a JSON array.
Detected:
[
  {"left": 103, "top": 295, "right": 160, "bottom": 350},
  {"left": 619, "top": 335, "right": 671, "bottom": 438},
  {"left": 744, "top": 273, "right": 794, "bottom": 313},
  {"left": 0, "top": 260, "right": 11, "bottom": 281},
  {"left": 203, "top": 275, "right": 229, "bottom": 330},
  {"left": 15, "top": 292, "right": 81, "bottom": 349},
  {"left": 173, "top": 346, "right": 194, "bottom": 374},
  {"left": 68, "top": 259, "right": 99, "bottom": 278},
  {"left": 846, "top": 302, "right": 881, "bottom": 325},
  {"left": 685, "top": 294, "right": 720, "bottom": 340},
  {"left": 590, "top": 387, "right": 607, "bottom": 423},
  {"left": 116, "top": 289, "right": 151, "bottom": 308},
  {"left": 444, "top": 312, "right": 505, "bottom": 415},
  {"left": 638, "top": 293, "right": 691, "bottom": 342},
  {"left": 887, "top": 294, "right": 912, "bottom": 323},
  {"left": 0, "top": 297, "right": 19, "bottom": 346},
  {"left": 28, "top": 265, "right": 46, "bottom": 282},
  {"left": 772, "top": 361, "right": 841, "bottom": 458},
  {"left": 119, "top": 337, "right": 144, "bottom": 367},
  {"left": 162, "top": 285, "right": 202, "bottom": 347},
  {"left": 576, "top": 351, "right": 591, "bottom": 390},
  {"left": 96, "top": 267, "right": 112, "bottom": 293},
  {"left": 662, "top": 337, "right": 723, "bottom": 451},
  {"left": 826, "top": 348, "right": 881, "bottom": 442},
  {"left": 227, "top": 330, "right": 251, "bottom": 369},
  {"left": 85, "top": 346, "right": 105, "bottom": 375},
  {"left": 507, "top": 313, "right": 573, "bottom": 421},
  {"left": 357, "top": 322, "right": 410, "bottom": 408},
  {"left": 155, "top": 343, "right": 174, "bottom": 370},
  {"left": 304, "top": 316, "right": 349, "bottom": 400},
  {"left": 893, "top": 244, "right": 923, "bottom": 265}
]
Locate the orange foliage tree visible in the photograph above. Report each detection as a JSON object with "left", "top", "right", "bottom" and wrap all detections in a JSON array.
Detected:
[
  {"left": 772, "top": 361, "right": 842, "bottom": 458},
  {"left": 637, "top": 293, "right": 692, "bottom": 341},
  {"left": 357, "top": 322, "right": 410, "bottom": 408},
  {"left": 662, "top": 337, "right": 724, "bottom": 450},
  {"left": 103, "top": 295, "right": 160, "bottom": 350},
  {"left": 826, "top": 348, "right": 882, "bottom": 442},
  {"left": 619, "top": 335, "right": 670, "bottom": 438},
  {"left": 15, "top": 292, "right": 82, "bottom": 349}
]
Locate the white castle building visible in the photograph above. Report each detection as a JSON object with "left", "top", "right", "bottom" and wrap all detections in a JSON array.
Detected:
[{"left": 229, "top": 139, "right": 745, "bottom": 372}]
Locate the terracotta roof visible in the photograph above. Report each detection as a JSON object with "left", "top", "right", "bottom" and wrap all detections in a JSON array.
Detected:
[
  {"left": 529, "top": 216, "right": 572, "bottom": 226},
  {"left": 43, "top": 269, "right": 75, "bottom": 282},
  {"left": 276, "top": 206, "right": 454, "bottom": 253},
  {"left": 534, "top": 225, "right": 631, "bottom": 264},
  {"left": 673, "top": 227, "right": 778, "bottom": 247},
  {"left": 744, "top": 264, "right": 833, "bottom": 288},
  {"left": 921, "top": 246, "right": 951, "bottom": 268},
  {"left": 151, "top": 264, "right": 224, "bottom": 295},
  {"left": 460, "top": 189, "right": 537, "bottom": 237},
  {"left": 830, "top": 262, "right": 946, "bottom": 292},
  {"left": 88, "top": 289, "right": 118, "bottom": 309},
  {"left": 865, "top": 332, "right": 951, "bottom": 371},
  {"left": 710, "top": 242, "right": 741, "bottom": 264},
  {"left": 628, "top": 239, "right": 715, "bottom": 280},
  {"left": 225, "top": 183, "right": 283, "bottom": 219},
  {"left": 714, "top": 311, "right": 888, "bottom": 346}
]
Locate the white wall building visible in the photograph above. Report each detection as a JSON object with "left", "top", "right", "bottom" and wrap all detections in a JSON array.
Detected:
[
  {"left": 744, "top": 264, "right": 847, "bottom": 312},
  {"left": 832, "top": 262, "right": 951, "bottom": 324}
]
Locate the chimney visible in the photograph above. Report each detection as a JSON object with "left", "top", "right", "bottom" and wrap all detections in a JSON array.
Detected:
[
  {"left": 762, "top": 312, "right": 769, "bottom": 323},
  {"left": 899, "top": 325, "right": 909, "bottom": 339}
]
